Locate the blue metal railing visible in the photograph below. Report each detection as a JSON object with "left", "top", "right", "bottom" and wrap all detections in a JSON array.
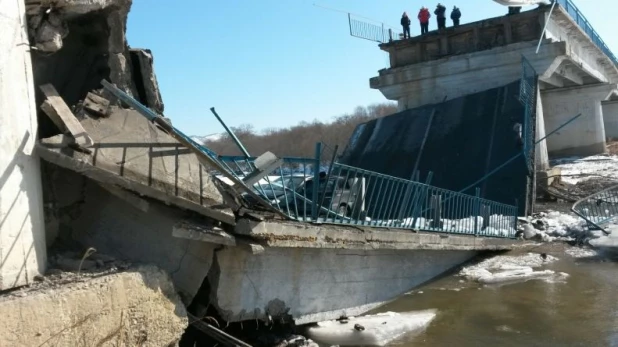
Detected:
[
  {"left": 348, "top": 15, "right": 400, "bottom": 43},
  {"left": 219, "top": 151, "right": 518, "bottom": 238},
  {"left": 572, "top": 184, "right": 618, "bottom": 235},
  {"left": 555, "top": 0, "right": 618, "bottom": 66}
]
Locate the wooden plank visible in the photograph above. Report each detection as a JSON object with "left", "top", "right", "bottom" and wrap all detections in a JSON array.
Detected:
[{"left": 39, "top": 84, "right": 95, "bottom": 148}]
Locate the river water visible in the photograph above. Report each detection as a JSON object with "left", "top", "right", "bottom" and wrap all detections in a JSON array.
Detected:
[{"left": 374, "top": 245, "right": 618, "bottom": 347}]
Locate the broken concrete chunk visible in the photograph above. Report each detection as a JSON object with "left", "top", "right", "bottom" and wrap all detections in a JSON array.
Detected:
[
  {"left": 40, "top": 84, "right": 95, "bottom": 147},
  {"left": 83, "top": 92, "right": 111, "bottom": 117},
  {"left": 33, "top": 13, "right": 69, "bottom": 53}
]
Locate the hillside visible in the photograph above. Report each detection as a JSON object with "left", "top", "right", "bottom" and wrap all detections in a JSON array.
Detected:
[{"left": 199, "top": 102, "right": 397, "bottom": 158}]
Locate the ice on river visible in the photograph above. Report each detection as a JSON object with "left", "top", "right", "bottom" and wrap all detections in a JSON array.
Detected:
[
  {"left": 459, "top": 253, "right": 568, "bottom": 284},
  {"left": 552, "top": 155, "right": 618, "bottom": 185},
  {"left": 306, "top": 310, "right": 437, "bottom": 347}
]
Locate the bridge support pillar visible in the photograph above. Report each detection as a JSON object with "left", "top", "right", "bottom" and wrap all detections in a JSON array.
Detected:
[
  {"left": 602, "top": 100, "right": 618, "bottom": 140},
  {"left": 541, "top": 84, "right": 618, "bottom": 158}
]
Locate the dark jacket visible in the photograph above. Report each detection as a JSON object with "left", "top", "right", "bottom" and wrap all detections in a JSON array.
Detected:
[
  {"left": 401, "top": 15, "right": 411, "bottom": 26},
  {"left": 434, "top": 5, "right": 446, "bottom": 19},
  {"left": 451, "top": 8, "right": 461, "bottom": 20}
]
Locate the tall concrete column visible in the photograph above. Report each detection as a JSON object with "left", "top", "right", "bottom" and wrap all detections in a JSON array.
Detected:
[
  {"left": 535, "top": 82, "right": 549, "bottom": 170},
  {"left": 0, "top": 0, "right": 47, "bottom": 289},
  {"left": 602, "top": 100, "right": 618, "bottom": 140},
  {"left": 541, "top": 84, "right": 617, "bottom": 158}
]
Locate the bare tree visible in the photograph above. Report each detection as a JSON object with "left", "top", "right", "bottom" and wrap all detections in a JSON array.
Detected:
[{"left": 203, "top": 102, "right": 397, "bottom": 157}]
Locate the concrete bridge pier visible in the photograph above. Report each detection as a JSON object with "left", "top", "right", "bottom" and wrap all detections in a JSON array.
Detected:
[
  {"left": 541, "top": 84, "right": 618, "bottom": 158},
  {"left": 603, "top": 100, "right": 618, "bottom": 140},
  {"left": 0, "top": 0, "right": 47, "bottom": 289}
]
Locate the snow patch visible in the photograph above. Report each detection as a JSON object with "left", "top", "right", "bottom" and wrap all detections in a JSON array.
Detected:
[
  {"left": 371, "top": 215, "right": 516, "bottom": 238},
  {"left": 519, "top": 210, "right": 589, "bottom": 242},
  {"left": 190, "top": 133, "right": 224, "bottom": 143}
]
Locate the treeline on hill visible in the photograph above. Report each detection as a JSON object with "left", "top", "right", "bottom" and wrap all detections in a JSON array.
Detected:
[{"left": 204, "top": 103, "right": 397, "bottom": 158}]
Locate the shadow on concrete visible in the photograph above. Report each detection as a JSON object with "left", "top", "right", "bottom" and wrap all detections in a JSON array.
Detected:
[{"left": 341, "top": 81, "right": 532, "bottom": 214}]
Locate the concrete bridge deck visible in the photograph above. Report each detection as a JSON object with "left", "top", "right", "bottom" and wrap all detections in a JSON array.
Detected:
[{"left": 370, "top": 3, "right": 618, "bottom": 163}]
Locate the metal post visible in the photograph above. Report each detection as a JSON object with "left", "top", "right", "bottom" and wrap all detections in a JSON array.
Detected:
[
  {"left": 318, "top": 145, "right": 339, "bottom": 214},
  {"left": 348, "top": 13, "right": 352, "bottom": 36},
  {"left": 210, "top": 107, "right": 251, "bottom": 159},
  {"left": 536, "top": 0, "right": 557, "bottom": 54},
  {"left": 430, "top": 195, "right": 442, "bottom": 230},
  {"left": 389, "top": 28, "right": 393, "bottom": 42},
  {"left": 474, "top": 188, "right": 481, "bottom": 235},
  {"left": 381, "top": 23, "right": 385, "bottom": 43},
  {"left": 411, "top": 172, "right": 433, "bottom": 228},
  {"left": 312, "top": 143, "right": 322, "bottom": 220},
  {"left": 412, "top": 108, "right": 437, "bottom": 175},
  {"left": 481, "top": 204, "right": 490, "bottom": 231}
]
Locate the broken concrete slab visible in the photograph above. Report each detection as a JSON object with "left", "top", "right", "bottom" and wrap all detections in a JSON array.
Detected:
[
  {"left": 37, "top": 102, "right": 237, "bottom": 225},
  {"left": 66, "top": 180, "right": 220, "bottom": 301},
  {"left": 235, "top": 219, "right": 522, "bottom": 251},
  {"left": 98, "top": 183, "right": 150, "bottom": 212},
  {"left": 0, "top": 265, "right": 187, "bottom": 347},
  {"left": 209, "top": 247, "right": 476, "bottom": 324},
  {"left": 36, "top": 139, "right": 235, "bottom": 225},
  {"left": 172, "top": 219, "right": 236, "bottom": 246}
]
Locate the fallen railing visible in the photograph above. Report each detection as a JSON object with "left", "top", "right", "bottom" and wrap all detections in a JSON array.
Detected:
[
  {"left": 101, "top": 79, "right": 518, "bottom": 238},
  {"left": 220, "top": 149, "right": 518, "bottom": 238},
  {"left": 572, "top": 184, "right": 618, "bottom": 235}
]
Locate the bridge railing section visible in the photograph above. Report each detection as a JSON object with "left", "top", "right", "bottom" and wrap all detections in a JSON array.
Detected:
[
  {"left": 219, "top": 150, "right": 518, "bottom": 238},
  {"left": 572, "top": 184, "right": 618, "bottom": 235},
  {"left": 348, "top": 15, "right": 400, "bottom": 43},
  {"left": 555, "top": 0, "right": 618, "bottom": 66}
]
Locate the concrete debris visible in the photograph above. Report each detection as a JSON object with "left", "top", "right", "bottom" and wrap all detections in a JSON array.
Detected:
[
  {"left": 130, "top": 49, "right": 165, "bottom": 113},
  {"left": 0, "top": 265, "right": 187, "bottom": 347},
  {"left": 32, "top": 12, "right": 69, "bottom": 52},
  {"left": 40, "top": 84, "right": 95, "bottom": 148},
  {"left": 47, "top": 251, "right": 130, "bottom": 275},
  {"left": 83, "top": 92, "right": 111, "bottom": 117}
]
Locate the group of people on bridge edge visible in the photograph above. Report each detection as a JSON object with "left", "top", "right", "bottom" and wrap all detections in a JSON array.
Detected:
[{"left": 400, "top": 3, "right": 461, "bottom": 39}]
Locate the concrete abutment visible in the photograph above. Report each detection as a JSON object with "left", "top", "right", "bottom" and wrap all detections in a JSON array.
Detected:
[
  {"left": 603, "top": 100, "right": 618, "bottom": 140},
  {"left": 542, "top": 83, "right": 617, "bottom": 157},
  {"left": 0, "top": 0, "right": 47, "bottom": 290}
]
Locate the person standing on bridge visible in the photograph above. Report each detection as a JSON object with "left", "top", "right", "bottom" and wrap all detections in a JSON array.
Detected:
[
  {"left": 434, "top": 3, "right": 447, "bottom": 30},
  {"left": 418, "top": 7, "right": 430, "bottom": 35},
  {"left": 401, "top": 12, "right": 412, "bottom": 39},
  {"left": 450, "top": 6, "right": 461, "bottom": 27}
]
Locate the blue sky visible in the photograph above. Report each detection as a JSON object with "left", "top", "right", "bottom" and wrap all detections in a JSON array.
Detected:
[{"left": 126, "top": 0, "right": 617, "bottom": 137}]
